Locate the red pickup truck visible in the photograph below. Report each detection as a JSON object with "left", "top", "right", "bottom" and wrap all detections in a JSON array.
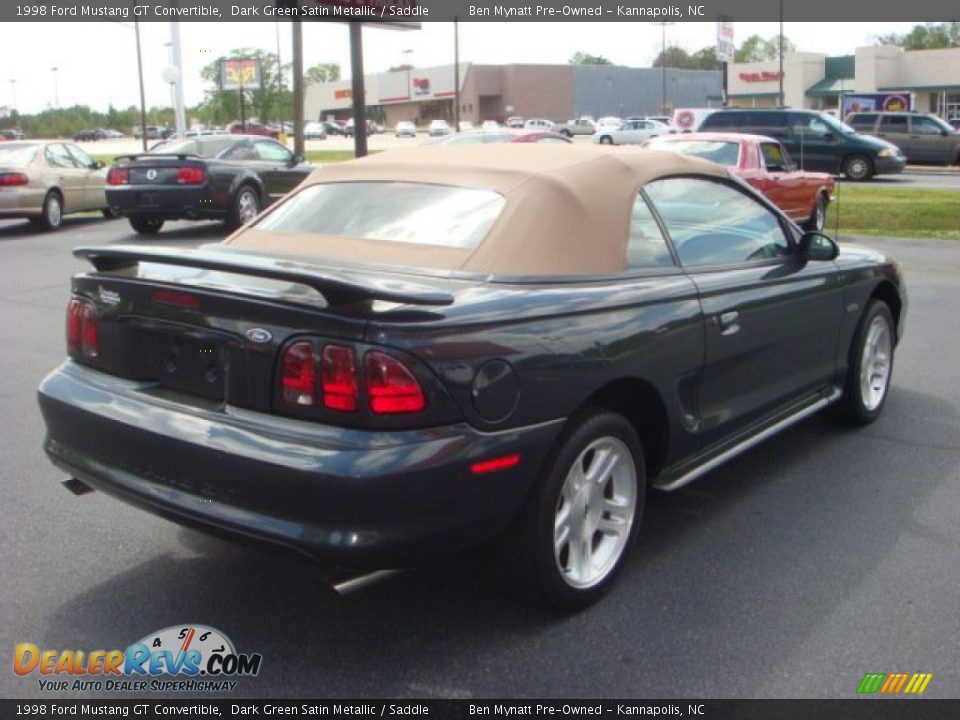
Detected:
[{"left": 645, "top": 132, "right": 836, "bottom": 231}]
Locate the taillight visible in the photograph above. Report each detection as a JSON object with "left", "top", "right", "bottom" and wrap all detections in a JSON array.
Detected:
[
  {"left": 176, "top": 166, "right": 205, "bottom": 184},
  {"left": 322, "top": 345, "right": 358, "bottom": 412},
  {"left": 106, "top": 167, "right": 129, "bottom": 185},
  {"left": 0, "top": 172, "right": 29, "bottom": 187},
  {"left": 364, "top": 351, "right": 425, "bottom": 414},
  {"left": 66, "top": 298, "right": 98, "bottom": 358},
  {"left": 281, "top": 341, "right": 316, "bottom": 406}
]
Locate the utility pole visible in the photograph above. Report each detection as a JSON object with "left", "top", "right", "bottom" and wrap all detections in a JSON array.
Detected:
[
  {"left": 453, "top": 19, "right": 460, "bottom": 130},
  {"left": 350, "top": 23, "right": 367, "bottom": 158},
  {"left": 134, "top": 22, "right": 148, "bottom": 150},
  {"left": 170, "top": 23, "right": 187, "bottom": 138},
  {"left": 653, "top": 22, "right": 674, "bottom": 114},
  {"left": 51, "top": 67, "right": 59, "bottom": 108},
  {"left": 778, "top": 0, "right": 785, "bottom": 107},
  {"left": 292, "top": 20, "right": 304, "bottom": 157}
]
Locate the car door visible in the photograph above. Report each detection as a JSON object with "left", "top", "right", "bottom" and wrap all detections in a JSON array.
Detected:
[
  {"left": 64, "top": 143, "right": 107, "bottom": 210},
  {"left": 251, "top": 139, "right": 304, "bottom": 202},
  {"left": 759, "top": 141, "right": 806, "bottom": 220},
  {"left": 908, "top": 115, "right": 952, "bottom": 164},
  {"left": 874, "top": 115, "right": 911, "bottom": 159},
  {"left": 645, "top": 176, "right": 845, "bottom": 445},
  {"left": 786, "top": 113, "right": 838, "bottom": 173},
  {"left": 43, "top": 144, "right": 87, "bottom": 213}
]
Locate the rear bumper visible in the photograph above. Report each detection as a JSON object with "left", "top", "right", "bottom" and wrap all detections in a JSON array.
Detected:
[
  {"left": 38, "top": 362, "right": 561, "bottom": 567},
  {"left": 0, "top": 187, "right": 45, "bottom": 216},
  {"left": 106, "top": 185, "right": 225, "bottom": 220}
]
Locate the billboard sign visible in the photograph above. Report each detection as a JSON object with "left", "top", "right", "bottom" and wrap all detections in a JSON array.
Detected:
[
  {"left": 717, "top": 20, "right": 735, "bottom": 62},
  {"left": 219, "top": 58, "right": 263, "bottom": 91},
  {"left": 841, "top": 93, "right": 913, "bottom": 115}
]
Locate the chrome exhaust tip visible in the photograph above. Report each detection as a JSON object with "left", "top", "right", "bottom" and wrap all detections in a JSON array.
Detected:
[
  {"left": 332, "top": 569, "right": 401, "bottom": 595},
  {"left": 62, "top": 477, "right": 95, "bottom": 496}
]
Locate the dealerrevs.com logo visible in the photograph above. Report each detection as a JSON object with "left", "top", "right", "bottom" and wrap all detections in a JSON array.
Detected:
[{"left": 14, "top": 624, "right": 262, "bottom": 693}]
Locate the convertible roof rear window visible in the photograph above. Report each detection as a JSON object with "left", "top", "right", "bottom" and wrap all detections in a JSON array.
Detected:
[
  {"left": 648, "top": 139, "right": 740, "bottom": 167},
  {"left": 253, "top": 182, "right": 505, "bottom": 250}
]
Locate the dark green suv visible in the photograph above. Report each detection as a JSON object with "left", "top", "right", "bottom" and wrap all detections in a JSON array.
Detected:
[
  {"left": 699, "top": 109, "right": 907, "bottom": 180},
  {"left": 846, "top": 112, "right": 960, "bottom": 166}
]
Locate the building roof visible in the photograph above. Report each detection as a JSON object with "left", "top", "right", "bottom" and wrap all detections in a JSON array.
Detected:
[{"left": 227, "top": 145, "right": 729, "bottom": 276}]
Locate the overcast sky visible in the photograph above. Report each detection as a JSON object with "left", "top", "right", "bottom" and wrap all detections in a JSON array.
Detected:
[{"left": 1, "top": 21, "right": 919, "bottom": 115}]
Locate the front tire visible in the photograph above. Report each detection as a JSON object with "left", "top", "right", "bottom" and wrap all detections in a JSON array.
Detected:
[
  {"left": 843, "top": 154, "right": 874, "bottom": 181},
  {"left": 599, "top": 135, "right": 614, "bottom": 145},
  {"left": 804, "top": 193, "right": 828, "bottom": 232},
  {"left": 31, "top": 191, "right": 63, "bottom": 231},
  {"left": 832, "top": 300, "right": 895, "bottom": 425},
  {"left": 128, "top": 215, "right": 165, "bottom": 235},
  {"left": 513, "top": 410, "right": 645, "bottom": 611}
]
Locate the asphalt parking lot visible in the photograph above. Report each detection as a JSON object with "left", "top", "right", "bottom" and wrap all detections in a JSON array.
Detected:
[{"left": 1, "top": 216, "right": 958, "bottom": 700}]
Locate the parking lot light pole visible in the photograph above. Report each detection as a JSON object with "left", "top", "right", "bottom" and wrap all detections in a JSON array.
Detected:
[
  {"left": 51, "top": 67, "right": 59, "bottom": 108},
  {"left": 653, "top": 22, "right": 674, "bottom": 115},
  {"left": 8, "top": 79, "right": 15, "bottom": 115}
]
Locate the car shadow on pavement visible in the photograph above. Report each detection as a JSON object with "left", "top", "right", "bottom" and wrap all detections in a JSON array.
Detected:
[
  {"left": 109, "top": 221, "right": 230, "bottom": 245},
  {"left": 0, "top": 216, "right": 110, "bottom": 241},
  {"left": 41, "top": 387, "right": 958, "bottom": 699}
]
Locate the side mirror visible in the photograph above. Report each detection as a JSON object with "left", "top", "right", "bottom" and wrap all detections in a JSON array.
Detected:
[
  {"left": 822, "top": 131, "right": 835, "bottom": 141},
  {"left": 290, "top": 153, "right": 304, "bottom": 165},
  {"left": 786, "top": 161, "right": 798, "bottom": 172},
  {"left": 797, "top": 231, "right": 839, "bottom": 262}
]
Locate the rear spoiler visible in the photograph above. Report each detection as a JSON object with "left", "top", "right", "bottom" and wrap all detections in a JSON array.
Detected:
[
  {"left": 73, "top": 245, "right": 455, "bottom": 307},
  {"left": 111, "top": 153, "right": 201, "bottom": 162}
]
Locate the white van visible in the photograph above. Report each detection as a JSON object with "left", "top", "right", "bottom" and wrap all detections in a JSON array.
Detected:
[{"left": 671, "top": 108, "right": 717, "bottom": 133}]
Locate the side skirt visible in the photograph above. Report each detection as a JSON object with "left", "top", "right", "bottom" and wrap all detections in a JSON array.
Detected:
[{"left": 654, "top": 386, "right": 843, "bottom": 493}]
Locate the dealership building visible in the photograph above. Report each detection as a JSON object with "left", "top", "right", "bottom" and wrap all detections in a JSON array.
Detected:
[
  {"left": 305, "top": 63, "right": 723, "bottom": 126},
  {"left": 727, "top": 45, "right": 960, "bottom": 119}
]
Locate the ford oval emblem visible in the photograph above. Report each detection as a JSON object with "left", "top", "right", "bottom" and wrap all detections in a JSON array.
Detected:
[
  {"left": 245, "top": 328, "right": 273, "bottom": 344},
  {"left": 146, "top": 169, "right": 158, "bottom": 180}
]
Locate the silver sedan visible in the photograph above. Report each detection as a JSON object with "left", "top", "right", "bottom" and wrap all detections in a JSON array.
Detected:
[
  {"left": 592, "top": 119, "right": 671, "bottom": 146},
  {"left": 0, "top": 141, "right": 113, "bottom": 230}
]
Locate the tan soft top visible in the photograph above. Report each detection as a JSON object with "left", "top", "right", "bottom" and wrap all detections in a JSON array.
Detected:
[{"left": 226, "top": 145, "right": 730, "bottom": 276}]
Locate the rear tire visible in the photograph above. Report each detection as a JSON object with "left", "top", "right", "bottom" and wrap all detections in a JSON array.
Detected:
[
  {"left": 226, "top": 185, "right": 260, "bottom": 230},
  {"left": 842, "top": 154, "right": 873, "bottom": 181},
  {"left": 31, "top": 191, "right": 63, "bottom": 231},
  {"left": 101, "top": 207, "right": 120, "bottom": 219},
  {"left": 599, "top": 136, "right": 614, "bottom": 145},
  {"left": 511, "top": 410, "right": 645, "bottom": 611},
  {"left": 128, "top": 215, "right": 165, "bottom": 235},
  {"left": 831, "top": 300, "right": 895, "bottom": 425}
]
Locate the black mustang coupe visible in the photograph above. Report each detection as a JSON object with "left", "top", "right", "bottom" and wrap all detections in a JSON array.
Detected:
[
  {"left": 38, "top": 146, "right": 906, "bottom": 610},
  {"left": 105, "top": 135, "right": 313, "bottom": 235}
]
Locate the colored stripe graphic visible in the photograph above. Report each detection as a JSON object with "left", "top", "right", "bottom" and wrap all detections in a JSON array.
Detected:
[
  {"left": 857, "top": 672, "right": 932, "bottom": 694},
  {"left": 857, "top": 673, "right": 886, "bottom": 693}
]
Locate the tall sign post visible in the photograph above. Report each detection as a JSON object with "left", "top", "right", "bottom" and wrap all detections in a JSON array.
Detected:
[
  {"left": 220, "top": 58, "right": 263, "bottom": 132},
  {"left": 716, "top": 18, "right": 734, "bottom": 107}
]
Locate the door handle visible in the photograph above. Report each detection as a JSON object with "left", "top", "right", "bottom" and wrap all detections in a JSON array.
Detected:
[{"left": 715, "top": 311, "right": 740, "bottom": 335}]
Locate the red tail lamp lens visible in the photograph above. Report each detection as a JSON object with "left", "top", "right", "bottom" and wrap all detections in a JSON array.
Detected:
[
  {"left": 66, "top": 298, "right": 98, "bottom": 358},
  {"left": 106, "top": 167, "right": 129, "bottom": 185},
  {"left": 281, "top": 341, "right": 316, "bottom": 406},
  {"left": 0, "top": 172, "right": 29, "bottom": 186},
  {"left": 364, "top": 351, "right": 425, "bottom": 414},
  {"left": 322, "top": 345, "right": 358, "bottom": 412},
  {"left": 176, "top": 166, "right": 205, "bottom": 184}
]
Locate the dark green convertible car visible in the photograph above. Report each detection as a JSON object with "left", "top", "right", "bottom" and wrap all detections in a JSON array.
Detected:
[{"left": 38, "top": 145, "right": 905, "bottom": 610}]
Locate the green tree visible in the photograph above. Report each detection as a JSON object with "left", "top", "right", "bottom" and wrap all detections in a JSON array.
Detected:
[
  {"left": 735, "top": 34, "right": 797, "bottom": 63},
  {"left": 388, "top": 63, "right": 414, "bottom": 73},
  {"left": 569, "top": 52, "right": 613, "bottom": 65},
  {"left": 305, "top": 62, "right": 341, "bottom": 83},
  {"left": 652, "top": 47, "right": 694, "bottom": 68},
  {"left": 875, "top": 22, "right": 960, "bottom": 49}
]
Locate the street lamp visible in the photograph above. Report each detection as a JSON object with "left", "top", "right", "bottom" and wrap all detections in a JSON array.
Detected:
[
  {"left": 653, "top": 22, "right": 674, "bottom": 114},
  {"left": 51, "top": 67, "right": 59, "bottom": 108},
  {"left": 8, "top": 79, "right": 15, "bottom": 114}
]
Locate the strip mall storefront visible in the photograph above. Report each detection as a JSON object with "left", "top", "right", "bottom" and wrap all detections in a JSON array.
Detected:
[{"left": 727, "top": 45, "right": 960, "bottom": 121}]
